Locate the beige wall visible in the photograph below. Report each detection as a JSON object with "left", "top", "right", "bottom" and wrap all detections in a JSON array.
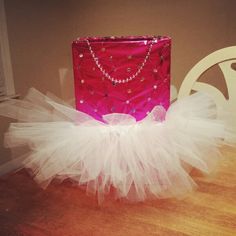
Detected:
[
  {"left": 1, "top": 0, "right": 236, "bottom": 159},
  {"left": 4, "top": 0, "right": 236, "bottom": 98}
]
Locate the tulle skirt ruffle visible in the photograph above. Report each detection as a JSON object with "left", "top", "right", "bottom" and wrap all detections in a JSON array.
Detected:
[{"left": 0, "top": 88, "right": 233, "bottom": 203}]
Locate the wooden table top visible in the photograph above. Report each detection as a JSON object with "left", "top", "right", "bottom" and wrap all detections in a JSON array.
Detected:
[{"left": 0, "top": 146, "right": 235, "bottom": 236}]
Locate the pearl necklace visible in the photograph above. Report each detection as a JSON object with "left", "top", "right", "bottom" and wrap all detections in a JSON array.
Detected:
[{"left": 86, "top": 38, "right": 156, "bottom": 84}]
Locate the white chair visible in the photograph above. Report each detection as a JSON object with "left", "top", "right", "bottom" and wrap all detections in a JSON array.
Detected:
[{"left": 178, "top": 46, "right": 236, "bottom": 142}]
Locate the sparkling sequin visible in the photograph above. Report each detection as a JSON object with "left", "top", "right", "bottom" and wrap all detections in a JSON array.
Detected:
[
  {"left": 147, "top": 97, "right": 151, "bottom": 101},
  {"left": 94, "top": 109, "right": 98, "bottom": 112},
  {"left": 81, "top": 80, "right": 84, "bottom": 84},
  {"left": 80, "top": 99, "right": 84, "bottom": 104},
  {"left": 126, "top": 100, "right": 130, "bottom": 104},
  {"left": 127, "top": 89, "right": 132, "bottom": 94},
  {"left": 140, "top": 77, "right": 145, "bottom": 82},
  {"left": 153, "top": 68, "right": 158, "bottom": 73},
  {"left": 79, "top": 53, "right": 83, "bottom": 58},
  {"left": 153, "top": 85, "right": 158, "bottom": 89}
]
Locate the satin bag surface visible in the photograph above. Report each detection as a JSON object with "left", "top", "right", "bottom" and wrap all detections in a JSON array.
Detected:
[{"left": 72, "top": 35, "right": 171, "bottom": 121}]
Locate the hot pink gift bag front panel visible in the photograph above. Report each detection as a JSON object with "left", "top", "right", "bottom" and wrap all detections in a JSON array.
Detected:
[{"left": 72, "top": 35, "right": 171, "bottom": 121}]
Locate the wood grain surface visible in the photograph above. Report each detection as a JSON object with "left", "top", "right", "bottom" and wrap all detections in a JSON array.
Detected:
[{"left": 0, "top": 146, "right": 235, "bottom": 236}]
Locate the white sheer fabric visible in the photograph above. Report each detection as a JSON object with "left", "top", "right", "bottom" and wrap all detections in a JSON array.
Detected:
[{"left": 0, "top": 88, "right": 234, "bottom": 203}]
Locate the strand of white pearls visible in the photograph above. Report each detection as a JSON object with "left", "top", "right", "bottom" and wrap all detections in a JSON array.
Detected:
[{"left": 86, "top": 38, "right": 156, "bottom": 84}]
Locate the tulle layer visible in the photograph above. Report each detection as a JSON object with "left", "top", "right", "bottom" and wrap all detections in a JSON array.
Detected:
[{"left": 0, "top": 88, "right": 233, "bottom": 203}]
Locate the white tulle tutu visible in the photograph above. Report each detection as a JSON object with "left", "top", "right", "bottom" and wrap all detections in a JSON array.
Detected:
[{"left": 0, "top": 88, "right": 233, "bottom": 203}]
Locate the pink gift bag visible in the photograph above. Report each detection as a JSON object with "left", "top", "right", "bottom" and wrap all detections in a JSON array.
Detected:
[{"left": 72, "top": 35, "right": 171, "bottom": 121}]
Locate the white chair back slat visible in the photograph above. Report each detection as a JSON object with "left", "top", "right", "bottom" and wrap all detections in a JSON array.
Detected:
[{"left": 178, "top": 46, "right": 236, "bottom": 142}]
